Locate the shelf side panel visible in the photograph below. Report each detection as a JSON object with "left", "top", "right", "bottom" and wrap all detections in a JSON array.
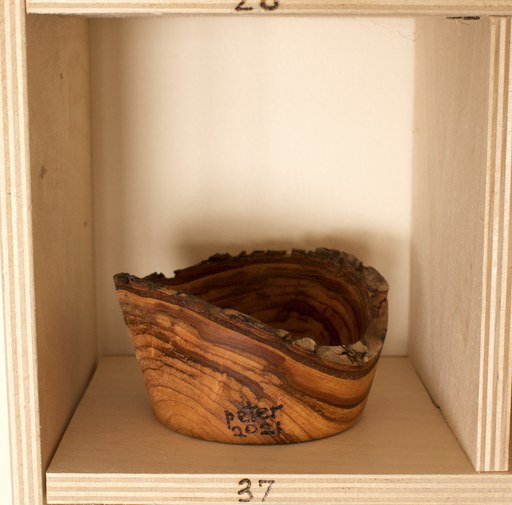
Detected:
[
  {"left": 24, "top": 0, "right": 512, "bottom": 16},
  {"left": 25, "top": 15, "right": 97, "bottom": 473},
  {"left": 0, "top": 2, "right": 43, "bottom": 505},
  {"left": 410, "top": 16, "right": 512, "bottom": 472}
]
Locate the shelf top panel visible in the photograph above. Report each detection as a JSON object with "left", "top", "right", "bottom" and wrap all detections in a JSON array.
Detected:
[
  {"left": 25, "top": 0, "right": 512, "bottom": 16},
  {"left": 48, "top": 356, "right": 474, "bottom": 476}
]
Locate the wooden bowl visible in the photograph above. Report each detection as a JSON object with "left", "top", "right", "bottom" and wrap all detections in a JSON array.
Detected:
[{"left": 114, "top": 248, "right": 388, "bottom": 444}]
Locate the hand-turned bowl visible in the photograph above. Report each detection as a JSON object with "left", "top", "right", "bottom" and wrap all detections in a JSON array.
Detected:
[{"left": 114, "top": 248, "right": 388, "bottom": 444}]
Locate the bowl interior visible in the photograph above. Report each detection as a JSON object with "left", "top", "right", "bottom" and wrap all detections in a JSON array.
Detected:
[{"left": 149, "top": 256, "right": 369, "bottom": 348}]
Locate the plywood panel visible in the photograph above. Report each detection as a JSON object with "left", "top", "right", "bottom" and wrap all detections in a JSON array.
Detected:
[
  {"left": 47, "top": 357, "right": 512, "bottom": 504},
  {"left": 26, "top": 15, "right": 97, "bottom": 472},
  {"left": 476, "top": 16, "right": 512, "bottom": 473},
  {"left": 0, "top": 3, "right": 43, "bottom": 505},
  {"left": 410, "top": 16, "right": 512, "bottom": 472},
  {"left": 478, "top": 16, "right": 512, "bottom": 473},
  {"left": 25, "top": 0, "right": 512, "bottom": 16}
]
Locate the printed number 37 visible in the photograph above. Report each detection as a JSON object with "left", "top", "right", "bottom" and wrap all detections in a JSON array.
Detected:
[{"left": 238, "top": 478, "right": 275, "bottom": 502}]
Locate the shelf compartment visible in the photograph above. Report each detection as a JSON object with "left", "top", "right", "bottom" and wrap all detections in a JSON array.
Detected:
[
  {"left": 1, "top": 6, "right": 512, "bottom": 505},
  {"left": 46, "top": 356, "right": 512, "bottom": 504}
]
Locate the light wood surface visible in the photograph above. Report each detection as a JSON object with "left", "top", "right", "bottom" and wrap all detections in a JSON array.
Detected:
[
  {"left": 46, "top": 356, "right": 512, "bottom": 504},
  {"left": 477, "top": 16, "right": 512, "bottom": 474},
  {"left": 46, "top": 476, "right": 512, "bottom": 505},
  {"left": 0, "top": 2, "right": 43, "bottom": 505},
  {"left": 410, "top": 16, "right": 512, "bottom": 472},
  {"left": 25, "top": 0, "right": 512, "bottom": 16},
  {"left": 26, "top": 13, "right": 97, "bottom": 475}
]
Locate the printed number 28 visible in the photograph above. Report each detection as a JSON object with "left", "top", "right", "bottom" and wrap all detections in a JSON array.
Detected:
[
  {"left": 238, "top": 478, "right": 275, "bottom": 502},
  {"left": 235, "top": 0, "right": 279, "bottom": 11}
]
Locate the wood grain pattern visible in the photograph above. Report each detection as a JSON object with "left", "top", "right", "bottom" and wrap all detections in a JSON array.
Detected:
[
  {"left": 25, "top": 0, "right": 512, "bottom": 16},
  {"left": 410, "top": 15, "right": 490, "bottom": 472},
  {"left": 46, "top": 473, "right": 512, "bottom": 505},
  {"left": 46, "top": 356, "right": 512, "bottom": 504},
  {"left": 477, "top": 16, "right": 512, "bottom": 472},
  {"left": 0, "top": 2, "right": 43, "bottom": 505},
  {"left": 26, "top": 13, "right": 97, "bottom": 475},
  {"left": 410, "top": 16, "right": 512, "bottom": 472},
  {"left": 114, "top": 249, "right": 388, "bottom": 444}
]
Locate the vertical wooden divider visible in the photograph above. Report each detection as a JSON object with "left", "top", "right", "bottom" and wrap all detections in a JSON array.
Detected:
[
  {"left": 477, "top": 16, "right": 512, "bottom": 472},
  {"left": 0, "top": 2, "right": 43, "bottom": 505},
  {"left": 26, "top": 13, "right": 96, "bottom": 477},
  {"left": 1, "top": 6, "right": 96, "bottom": 505},
  {"left": 410, "top": 16, "right": 512, "bottom": 472}
]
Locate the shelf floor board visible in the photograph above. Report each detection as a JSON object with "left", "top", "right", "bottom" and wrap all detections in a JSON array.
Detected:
[{"left": 46, "top": 356, "right": 512, "bottom": 504}]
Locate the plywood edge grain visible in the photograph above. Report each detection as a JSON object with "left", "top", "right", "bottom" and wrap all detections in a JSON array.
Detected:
[
  {"left": 477, "top": 16, "right": 512, "bottom": 472},
  {"left": 0, "top": 2, "right": 43, "bottom": 505},
  {"left": 45, "top": 473, "right": 512, "bottom": 504},
  {"left": 410, "top": 15, "right": 512, "bottom": 473},
  {"left": 24, "top": 0, "right": 512, "bottom": 17}
]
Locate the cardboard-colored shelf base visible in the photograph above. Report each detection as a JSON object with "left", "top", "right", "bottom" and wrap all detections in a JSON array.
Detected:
[{"left": 46, "top": 356, "right": 512, "bottom": 504}]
